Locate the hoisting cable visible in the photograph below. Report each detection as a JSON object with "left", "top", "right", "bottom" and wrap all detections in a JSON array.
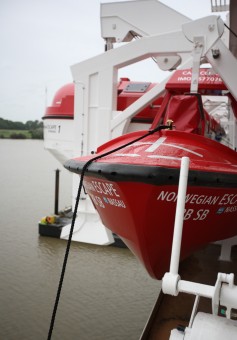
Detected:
[{"left": 47, "top": 123, "right": 169, "bottom": 340}]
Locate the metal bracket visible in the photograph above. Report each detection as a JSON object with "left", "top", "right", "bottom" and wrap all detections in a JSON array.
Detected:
[{"left": 190, "top": 36, "right": 204, "bottom": 93}]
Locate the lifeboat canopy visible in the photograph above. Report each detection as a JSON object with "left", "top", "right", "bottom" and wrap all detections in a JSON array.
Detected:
[{"left": 43, "top": 83, "right": 74, "bottom": 120}]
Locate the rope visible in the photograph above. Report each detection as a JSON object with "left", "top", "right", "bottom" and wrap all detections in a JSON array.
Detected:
[
  {"left": 47, "top": 124, "right": 169, "bottom": 339},
  {"left": 224, "top": 23, "right": 237, "bottom": 39}
]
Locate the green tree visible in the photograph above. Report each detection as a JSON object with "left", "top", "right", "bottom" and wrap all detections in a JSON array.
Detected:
[
  {"left": 30, "top": 128, "right": 43, "bottom": 139},
  {"left": 0, "top": 117, "right": 43, "bottom": 139}
]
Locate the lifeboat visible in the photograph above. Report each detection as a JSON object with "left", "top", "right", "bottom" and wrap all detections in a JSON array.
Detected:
[
  {"left": 42, "top": 79, "right": 163, "bottom": 165},
  {"left": 43, "top": 83, "right": 75, "bottom": 164},
  {"left": 64, "top": 69, "right": 237, "bottom": 279}
]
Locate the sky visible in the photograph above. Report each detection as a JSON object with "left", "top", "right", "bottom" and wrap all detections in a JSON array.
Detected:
[{"left": 0, "top": 0, "right": 228, "bottom": 123}]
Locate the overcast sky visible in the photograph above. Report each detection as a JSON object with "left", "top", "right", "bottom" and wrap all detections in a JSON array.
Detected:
[{"left": 0, "top": 0, "right": 228, "bottom": 123}]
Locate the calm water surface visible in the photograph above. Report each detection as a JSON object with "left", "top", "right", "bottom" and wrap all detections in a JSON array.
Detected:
[{"left": 0, "top": 140, "right": 160, "bottom": 340}]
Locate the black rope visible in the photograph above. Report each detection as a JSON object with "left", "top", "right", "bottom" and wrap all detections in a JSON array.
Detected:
[
  {"left": 224, "top": 23, "right": 237, "bottom": 39},
  {"left": 47, "top": 124, "right": 169, "bottom": 339}
]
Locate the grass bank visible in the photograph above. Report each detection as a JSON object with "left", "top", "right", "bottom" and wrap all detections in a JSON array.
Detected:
[{"left": 0, "top": 129, "right": 35, "bottom": 139}]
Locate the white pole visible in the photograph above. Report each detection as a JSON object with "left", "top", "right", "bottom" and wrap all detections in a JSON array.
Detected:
[{"left": 169, "top": 156, "right": 190, "bottom": 275}]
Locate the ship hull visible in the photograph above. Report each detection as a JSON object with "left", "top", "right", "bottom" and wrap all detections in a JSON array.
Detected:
[{"left": 83, "top": 172, "right": 237, "bottom": 279}]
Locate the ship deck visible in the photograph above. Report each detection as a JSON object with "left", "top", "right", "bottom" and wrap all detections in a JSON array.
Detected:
[{"left": 141, "top": 243, "right": 237, "bottom": 339}]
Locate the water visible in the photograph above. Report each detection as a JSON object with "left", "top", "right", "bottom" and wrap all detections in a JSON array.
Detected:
[{"left": 0, "top": 140, "right": 160, "bottom": 340}]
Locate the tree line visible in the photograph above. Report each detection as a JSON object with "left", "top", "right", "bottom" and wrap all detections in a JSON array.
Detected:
[{"left": 0, "top": 117, "right": 43, "bottom": 139}]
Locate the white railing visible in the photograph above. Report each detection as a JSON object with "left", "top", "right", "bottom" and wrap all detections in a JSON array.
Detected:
[{"left": 211, "top": 0, "right": 229, "bottom": 12}]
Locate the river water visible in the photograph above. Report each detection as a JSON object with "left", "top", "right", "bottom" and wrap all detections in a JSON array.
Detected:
[{"left": 0, "top": 140, "right": 160, "bottom": 340}]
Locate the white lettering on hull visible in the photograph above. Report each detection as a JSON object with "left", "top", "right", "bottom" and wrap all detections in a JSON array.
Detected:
[
  {"left": 84, "top": 180, "right": 126, "bottom": 209},
  {"left": 157, "top": 190, "right": 237, "bottom": 217},
  {"left": 85, "top": 180, "right": 120, "bottom": 197},
  {"left": 157, "top": 191, "right": 220, "bottom": 205}
]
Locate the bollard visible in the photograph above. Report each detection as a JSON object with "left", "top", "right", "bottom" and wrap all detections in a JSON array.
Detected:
[{"left": 54, "top": 169, "right": 60, "bottom": 215}]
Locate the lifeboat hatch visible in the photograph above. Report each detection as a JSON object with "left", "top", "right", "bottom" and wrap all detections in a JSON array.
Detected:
[{"left": 124, "top": 82, "right": 151, "bottom": 93}]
